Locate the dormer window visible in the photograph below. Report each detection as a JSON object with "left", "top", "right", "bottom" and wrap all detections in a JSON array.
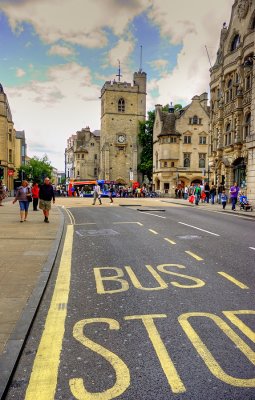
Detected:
[
  {"left": 230, "top": 34, "right": 240, "bottom": 51},
  {"left": 118, "top": 98, "right": 125, "bottom": 112},
  {"left": 189, "top": 115, "right": 201, "bottom": 125}
]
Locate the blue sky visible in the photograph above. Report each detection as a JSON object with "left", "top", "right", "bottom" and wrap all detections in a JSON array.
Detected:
[{"left": 0, "top": 0, "right": 233, "bottom": 169}]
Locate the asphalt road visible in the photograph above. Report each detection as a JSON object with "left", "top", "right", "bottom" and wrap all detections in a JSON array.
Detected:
[{"left": 5, "top": 204, "right": 255, "bottom": 400}]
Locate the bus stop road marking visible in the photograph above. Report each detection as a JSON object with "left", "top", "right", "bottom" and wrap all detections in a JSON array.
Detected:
[
  {"left": 149, "top": 229, "right": 158, "bottom": 235},
  {"left": 185, "top": 251, "right": 203, "bottom": 261},
  {"left": 164, "top": 238, "right": 176, "bottom": 245}
]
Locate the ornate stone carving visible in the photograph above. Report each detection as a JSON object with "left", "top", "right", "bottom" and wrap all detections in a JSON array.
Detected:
[{"left": 237, "top": 0, "right": 251, "bottom": 19}]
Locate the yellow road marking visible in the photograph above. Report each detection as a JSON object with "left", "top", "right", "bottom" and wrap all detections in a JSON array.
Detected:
[
  {"left": 218, "top": 272, "right": 249, "bottom": 289},
  {"left": 25, "top": 225, "right": 74, "bottom": 400},
  {"left": 185, "top": 251, "right": 203, "bottom": 261},
  {"left": 149, "top": 229, "right": 158, "bottom": 235},
  {"left": 125, "top": 315, "right": 186, "bottom": 393},
  {"left": 164, "top": 237, "right": 176, "bottom": 245}
]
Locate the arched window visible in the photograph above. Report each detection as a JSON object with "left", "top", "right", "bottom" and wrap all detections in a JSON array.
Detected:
[
  {"left": 118, "top": 98, "right": 125, "bottom": 112},
  {"left": 230, "top": 34, "right": 240, "bottom": 51},
  {"left": 246, "top": 74, "right": 252, "bottom": 90},
  {"left": 244, "top": 113, "right": 251, "bottom": 138},
  {"left": 199, "top": 154, "right": 206, "bottom": 168},
  {"left": 155, "top": 152, "right": 158, "bottom": 169},
  {"left": 183, "top": 153, "right": 190, "bottom": 168}
]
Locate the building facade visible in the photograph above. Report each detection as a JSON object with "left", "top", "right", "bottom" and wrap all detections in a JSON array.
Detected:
[
  {"left": 209, "top": 0, "right": 255, "bottom": 200},
  {"left": 153, "top": 94, "right": 210, "bottom": 196},
  {"left": 65, "top": 127, "right": 100, "bottom": 181},
  {"left": 99, "top": 70, "right": 147, "bottom": 184},
  {"left": 0, "top": 84, "right": 17, "bottom": 190}
]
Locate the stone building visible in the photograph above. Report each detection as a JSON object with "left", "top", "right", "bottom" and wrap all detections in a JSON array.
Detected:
[
  {"left": 65, "top": 127, "right": 100, "bottom": 181},
  {"left": 0, "top": 84, "right": 17, "bottom": 190},
  {"left": 209, "top": 0, "right": 255, "bottom": 200},
  {"left": 153, "top": 94, "right": 210, "bottom": 196},
  {"left": 99, "top": 70, "right": 147, "bottom": 184}
]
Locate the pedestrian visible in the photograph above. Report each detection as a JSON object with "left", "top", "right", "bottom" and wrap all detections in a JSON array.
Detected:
[
  {"left": 221, "top": 190, "right": 228, "bottom": 210},
  {"left": 109, "top": 185, "right": 114, "bottom": 204},
  {"left": 210, "top": 185, "right": 216, "bottom": 204},
  {"left": 0, "top": 180, "right": 6, "bottom": 206},
  {"left": 194, "top": 184, "right": 202, "bottom": 205},
  {"left": 39, "top": 177, "right": 55, "bottom": 223},
  {"left": 217, "top": 183, "right": 224, "bottom": 204},
  {"left": 32, "top": 182, "right": 39, "bottom": 211},
  {"left": 92, "top": 182, "right": 102, "bottom": 205},
  {"left": 204, "top": 182, "right": 210, "bottom": 203},
  {"left": 229, "top": 182, "right": 240, "bottom": 211},
  {"left": 12, "top": 180, "right": 32, "bottom": 222}
]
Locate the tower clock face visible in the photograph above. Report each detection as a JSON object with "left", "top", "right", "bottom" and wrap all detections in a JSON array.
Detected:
[{"left": 118, "top": 135, "right": 125, "bottom": 143}]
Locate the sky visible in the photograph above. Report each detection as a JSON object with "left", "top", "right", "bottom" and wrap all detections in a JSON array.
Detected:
[{"left": 0, "top": 0, "right": 234, "bottom": 170}]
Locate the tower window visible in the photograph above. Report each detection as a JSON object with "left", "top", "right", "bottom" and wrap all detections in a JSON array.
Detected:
[{"left": 118, "top": 98, "right": 125, "bottom": 112}]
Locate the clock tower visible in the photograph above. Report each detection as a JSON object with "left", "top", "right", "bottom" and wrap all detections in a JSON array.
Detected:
[{"left": 99, "top": 70, "right": 147, "bottom": 184}]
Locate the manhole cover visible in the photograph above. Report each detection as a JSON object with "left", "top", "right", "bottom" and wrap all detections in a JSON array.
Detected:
[
  {"left": 177, "top": 235, "right": 202, "bottom": 240},
  {"left": 76, "top": 229, "right": 119, "bottom": 237}
]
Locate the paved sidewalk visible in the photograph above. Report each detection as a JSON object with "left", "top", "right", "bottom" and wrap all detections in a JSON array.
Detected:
[{"left": 0, "top": 198, "right": 63, "bottom": 398}]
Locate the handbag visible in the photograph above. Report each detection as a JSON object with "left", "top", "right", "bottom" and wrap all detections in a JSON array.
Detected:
[{"left": 26, "top": 189, "right": 32, "bottom": 202}]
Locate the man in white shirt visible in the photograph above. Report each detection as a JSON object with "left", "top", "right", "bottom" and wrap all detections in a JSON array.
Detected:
[{"left": 92, "top": 183, "right": 102, "bottom": 205}]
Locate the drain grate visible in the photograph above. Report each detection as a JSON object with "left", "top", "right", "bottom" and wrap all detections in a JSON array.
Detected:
[{"left": 76, "top": 229, "right": 119, "bottom": 237}]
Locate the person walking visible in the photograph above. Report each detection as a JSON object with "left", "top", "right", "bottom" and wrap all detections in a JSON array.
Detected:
[
  {"left": 32, "top": 182, "right": 39, "bottom": 211},
  {"left": 109, "top": 185, "right": 114, "bottom": 204},
  {"left": 229, "top": 182, "right": 240, "bottom": 211},
  {"left": 194, "top": 184, "right": 202, "bottom": 205},
  {"left": 0, "top": 180, "right": 6, "bottom": 206},
  {"left": 12, "top": 180, "right": 32, "bottom": 222},
  {"left": 92, "top": 182, "right": 102, "bottom": 205},
  {"left": 39, "top": 177, "right": 55, "bottom": 223},
  {"left": 210, "top": 185, "right": 216, "bottom": 205},
  {"left": 221, "top": 190, "right": 228, "bottom": 210},
  {"left": 204, "top": 182, "right": 210, "bottom": 203}
]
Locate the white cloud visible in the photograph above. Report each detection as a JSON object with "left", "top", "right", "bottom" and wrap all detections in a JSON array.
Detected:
[
  {"left": 0, "top": 0, "right": 151, "bottom": 48},
  {"left": 149, "top": 59, "right": 168, "bottom": 70},
  {"left": 16, "top": 68, "right": 26, "bottom": 77},
  {"left": 48, "top": 44, "right": 75, "bottom": 57},
  {"left": 7, "top": 62, "right": 101, "bottom": 169},
  {"left": 146, "top": 0, "right": 234, "bottom": 107}
]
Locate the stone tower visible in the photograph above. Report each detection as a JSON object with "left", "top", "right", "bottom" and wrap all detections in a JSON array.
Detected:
[{"left": 100, "top": 70, "right": 146, "bottom": 184}]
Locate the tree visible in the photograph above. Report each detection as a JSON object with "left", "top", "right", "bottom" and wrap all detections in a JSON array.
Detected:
[
  {"left": 18, "top": 155, "right": 53, "bottom": 183},
  {"left": 138, "top": 110, "right": 155, "bottom": 181}
]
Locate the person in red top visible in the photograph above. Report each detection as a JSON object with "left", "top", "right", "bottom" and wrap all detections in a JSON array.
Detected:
[{"left": 32, "top": 182, "right": 39, "bottom": 211}]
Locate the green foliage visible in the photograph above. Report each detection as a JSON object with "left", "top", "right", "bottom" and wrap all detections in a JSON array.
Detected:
[
  {"left": 138, "top": 110, "right": 155, "bottom": 181},
  {"left": 18, "top": 155, "right": 53, "bottom": 183}
]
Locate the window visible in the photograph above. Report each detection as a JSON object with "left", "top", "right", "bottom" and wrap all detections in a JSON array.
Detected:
[
  {"left": 91, "top": 142, "right": 94, "bottom": 146},
  {"left": 77, "top": 154, "right": 80, "bottom": 159},
  {"left": 183, "top": 153, "right": 190, "bottom": 168},
  {"left": 94, "top": 168, "right": 97, "bottom": 176},
  {"left": 199, "top": 136, "right": 206, "bottom": 144},
  {"left": 77, "top": 170, "right": 80, "bottom": 176},
  {"left": 82, "top": 154, "right": 84, "bottom": 159},
  {"left": 170, "top": 137, "right": 177, "bottom": 143},
  {"left": 164, "top": 161, "right": 167, "bottom": 167},
  {"left": 171, "top": 162, "right": 175, "bottom": 167},
  {"left": 226, "top": 79, "right": 233, "bottom": 102},
  {"left": 246, "top": 74, "right": 252, "bottom": 90},
  {"left": 244, "top": 113, "right": 251, "bottom": 138},
  {"left": 8, "top": 149, "right": 12, "bottom": 163},
  {"left": 94, "top": 154, "right": 97, "bottom": 160},
  {"left": 189, "top": 115, "right": 200, "bottom": 125},
  {"left": 156, "top": 152, "right": 158, "bottom": 169},
  {"left": 184, "top": 135, "right": 191, "bottom": 144},
  {"left": 118, "top": 98, "right": 125, "bottom": 112},
  {"left": 230, "top": 34, "right": 240, "bottom": 51},
  {"left": 199, "top": 154, "right": 206, "bottom": 168},
  {"left": 225, "top": 122, "right": 232, "bottom": 146}
]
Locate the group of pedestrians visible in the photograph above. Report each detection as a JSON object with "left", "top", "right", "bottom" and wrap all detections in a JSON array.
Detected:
[
  {"left": 12, "top": 177, "right": 55, "bottom": 223},
  {"left": 186, "top": 181, "right": 241, "bottom": 211}
]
